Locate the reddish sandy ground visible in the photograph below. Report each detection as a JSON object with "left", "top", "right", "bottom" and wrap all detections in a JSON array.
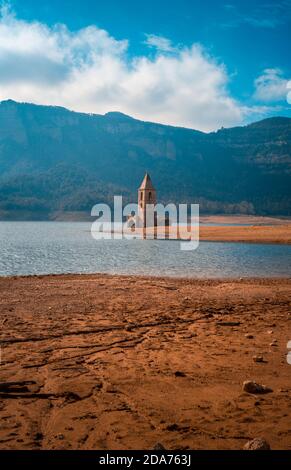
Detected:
[
  {"left": 131, "top": 224, "right": 291, "bottom": 244},
  {"left": 0, "top": 275, "right": 291, "bottom": 450},
  {"left": 199, "top": 215, "right": 291, "bottom": 226},
  {"left": 198, "top": 224, "right": 291, "bottom": 244}
]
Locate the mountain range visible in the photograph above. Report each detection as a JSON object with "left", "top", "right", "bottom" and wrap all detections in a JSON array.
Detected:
[{"left": 0, "top": 99, "right": 290, "bottom": 220}]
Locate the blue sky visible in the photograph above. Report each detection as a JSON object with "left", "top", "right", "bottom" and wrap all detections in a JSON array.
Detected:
[{"left": 0, "top": 0, "right": 290, "bottom": 131}]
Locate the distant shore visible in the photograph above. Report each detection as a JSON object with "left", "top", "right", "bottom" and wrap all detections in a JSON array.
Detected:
[
  {"left": 127, "top": 223, "right": 291, "bottom": 245},
  {"left": 1, "top": 274, "right": 290, "bottom": 450},
  {"left": 199, "top": 215, "right": 291, "bottom": 225},
  {"left": 1, "top": 214, "right": 291, "bottom": 244},
  {"left": 199, "top": 223, "right": 291, "bottom": 244}
]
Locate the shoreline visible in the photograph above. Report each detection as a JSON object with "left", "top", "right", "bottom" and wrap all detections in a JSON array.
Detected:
[
  {"left": 128, "top": 224, "right": 291, "bottom": 245},
  {"left": 1, "top": 272, "right": 291, "bottom": 281},
  {"left": 1, "top": 274, "right": 291, "bottom": 450},
  {"left": 199, "top": 224, "right": 291, "bottom": 245}
]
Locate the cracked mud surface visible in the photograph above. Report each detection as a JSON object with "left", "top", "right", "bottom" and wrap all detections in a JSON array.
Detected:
[{"left": 0, "top": 274, "right": 291, "bottom": 449}]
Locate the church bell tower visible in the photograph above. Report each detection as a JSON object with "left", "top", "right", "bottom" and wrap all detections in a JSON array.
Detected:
[{"left": 138, "top": 173, "right": 157, "bottom": 229}]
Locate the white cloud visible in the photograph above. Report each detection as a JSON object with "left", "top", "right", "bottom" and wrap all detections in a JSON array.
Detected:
[
  {"left": 0, "top": 4, "right": 250, "bottom": 131},
  {"left": 254, "top": 68, "right": 290, "bottom": 102},
  {"left": 287, "top": 80, "right": 291, "bottom": 104},
  {"left": 144, "top": 34, "right": 176, "bottom": 53}
]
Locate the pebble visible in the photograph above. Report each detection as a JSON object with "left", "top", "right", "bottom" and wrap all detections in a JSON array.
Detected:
[
  {"left": 243, "top": 380, "right": 273, "bottom": 394},
  {"left": 244, "top": 438, "right": 270, "bottom": 450},
  {"left": 253, "top": 355, "right": 264, "bottom": 363},
  {"left": 153, "top": 443, "right": 166, "bottom": 450}
]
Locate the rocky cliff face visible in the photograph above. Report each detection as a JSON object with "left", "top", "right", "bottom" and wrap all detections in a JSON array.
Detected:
[{"left": 0, "top": 100, "right": 290, "bottom": 218}]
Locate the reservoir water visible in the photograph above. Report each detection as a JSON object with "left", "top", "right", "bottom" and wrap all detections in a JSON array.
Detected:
[{"left": 0, "top": 221, "right": 290, "bottom": 278}]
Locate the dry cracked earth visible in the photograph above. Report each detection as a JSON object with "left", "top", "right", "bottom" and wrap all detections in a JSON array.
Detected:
[{"left": 0, "top": 274, "right": 291, "bottom": 450}]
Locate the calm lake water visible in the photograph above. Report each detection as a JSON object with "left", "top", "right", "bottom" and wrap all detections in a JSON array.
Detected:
[{"left": 0, "top": 221, "right": 290, "bottom": 278}]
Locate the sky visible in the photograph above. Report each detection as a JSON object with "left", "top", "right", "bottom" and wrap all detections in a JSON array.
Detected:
[{"left": 0, "top": 0, "right": 290, "bottom": 131}]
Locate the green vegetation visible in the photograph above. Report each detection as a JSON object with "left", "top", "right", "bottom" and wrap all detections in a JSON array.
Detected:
[{"left": 0, "top": 100, "right": 290, "bottom": 219}]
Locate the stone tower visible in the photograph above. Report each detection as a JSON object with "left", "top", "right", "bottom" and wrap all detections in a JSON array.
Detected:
[{"left": 138, "top": 173, "right": 157, "bottom": 228}]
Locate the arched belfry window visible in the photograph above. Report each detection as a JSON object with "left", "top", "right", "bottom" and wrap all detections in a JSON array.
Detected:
[{"left": 149, "top": 192, "right": 152, "bottom": 201}]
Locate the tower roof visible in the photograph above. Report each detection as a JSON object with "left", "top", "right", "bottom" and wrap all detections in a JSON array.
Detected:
[{"left": 139, "top": 173, "right": 155, "bottom": 190}]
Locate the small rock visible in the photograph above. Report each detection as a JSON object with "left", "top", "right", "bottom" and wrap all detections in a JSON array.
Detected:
[
  {"left": 153, "top": 443, "right": 166, "bottom": 450},
  {"left": 269, "top": 340, "right": 278, "bottom": 347},
  {"left": 245, "top": 334, "right": 254, "bottom": 339},
  {"left": 243, "top": 381, "right": 273, "bottom": 394},
  {"left": 253, "top": 355, "right": 264, "bottom": 363},
  {"left": 267, "top": 330, "right": 273, "bottom": 335},
  {"left": 244, "top": 438, "right": 270, "bottom": 450}
]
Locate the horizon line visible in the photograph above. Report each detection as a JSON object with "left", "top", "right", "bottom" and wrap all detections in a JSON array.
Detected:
[{"left": 0, "top": 98, "right": 290, "bottom": 134}]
